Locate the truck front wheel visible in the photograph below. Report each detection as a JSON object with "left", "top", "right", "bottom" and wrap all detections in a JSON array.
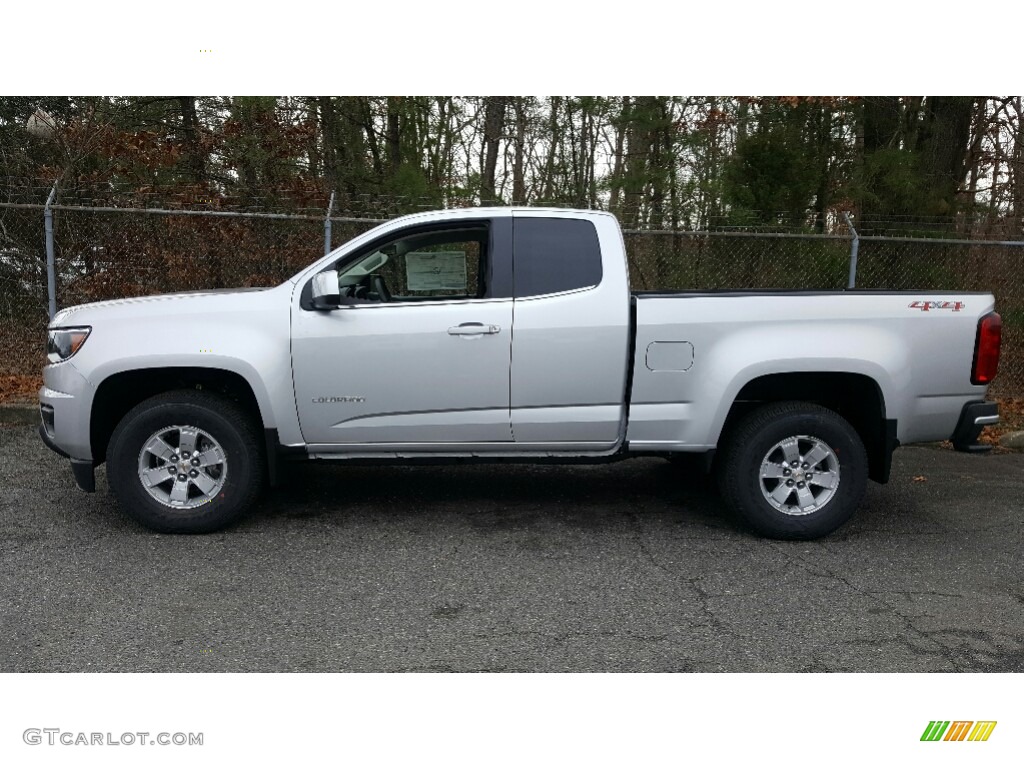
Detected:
[
  {"left": 106, "top": 390, "right": 265, "bottom": 533},
  {"left": 718, "top": 402, "right": 868, "bottom": 540}
]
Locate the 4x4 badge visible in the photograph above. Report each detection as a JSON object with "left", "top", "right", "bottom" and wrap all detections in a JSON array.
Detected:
[{"left": 909, "top": 300, "right": 965, "bottom": 312}]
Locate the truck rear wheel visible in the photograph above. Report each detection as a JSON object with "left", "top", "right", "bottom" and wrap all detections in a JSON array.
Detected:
[
  {"left": 718, "top": 401, "right": 867, "bottom": 540},
  {"left": 106, "top": 390, "right": 264, "bottom": 533}
]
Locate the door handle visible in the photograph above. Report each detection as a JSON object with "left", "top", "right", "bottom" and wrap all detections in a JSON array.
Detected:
[{"left": 447, "top": 323, "right": 500, "bottom": 336}]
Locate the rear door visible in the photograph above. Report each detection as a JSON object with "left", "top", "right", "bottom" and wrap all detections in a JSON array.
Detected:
[{"left": 509, "top": 211, "right": 632, "bottom": 448}]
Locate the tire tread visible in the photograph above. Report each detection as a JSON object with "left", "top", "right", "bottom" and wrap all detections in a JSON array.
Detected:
[
  {"left": 107, "top": 389, "right": 264, "bottom": 533},
  {"left": 718, "top": 401, "right": 867, "bottom": 540}
]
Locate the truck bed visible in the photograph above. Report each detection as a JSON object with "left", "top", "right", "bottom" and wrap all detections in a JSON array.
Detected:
[{"left": 626, "top": 290, "right": 995, "bottom": 452}]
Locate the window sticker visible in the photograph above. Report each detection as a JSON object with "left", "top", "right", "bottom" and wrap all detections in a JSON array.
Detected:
[{"left": 405, "top": 251, "right": 467, "bottom": 291}]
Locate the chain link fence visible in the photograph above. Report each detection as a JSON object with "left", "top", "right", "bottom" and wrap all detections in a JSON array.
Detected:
[
  {"left": 855, "top": 237, "right": 1024, "bottom": 399},
  {"left": 621, "top": 229, "right": 1024, "bottom": 397},
  {"left": 621, "top": 230, "right": 855, "bottom": 292},
  {"left": 2, "top": 197, "right": 1023, "bottom": 399},
  {"left": 0, "top": 204, "right": 49, "bottom": 384}
]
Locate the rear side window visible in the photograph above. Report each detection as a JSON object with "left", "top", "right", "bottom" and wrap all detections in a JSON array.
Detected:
[{"left": 513, "top": 217, "right": 602, "bottom": 298}]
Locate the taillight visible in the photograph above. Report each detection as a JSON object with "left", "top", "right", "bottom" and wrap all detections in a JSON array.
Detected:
[{"left": 971, "top": 312, "right": 1002, "bottom": 385}]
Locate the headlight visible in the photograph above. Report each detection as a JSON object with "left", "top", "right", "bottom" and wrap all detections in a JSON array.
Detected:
[{"left": 46, "top": 326, "right": 91, "bottom": 364}]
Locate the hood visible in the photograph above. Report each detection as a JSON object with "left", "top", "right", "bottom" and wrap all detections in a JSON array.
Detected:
[{"left": 51, "top": 286, "right": 281, "bottom": 327}]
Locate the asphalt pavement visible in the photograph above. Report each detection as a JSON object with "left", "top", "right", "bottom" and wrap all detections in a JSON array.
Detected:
[{"left": 1, "top": 421, "right": 1022, "bottom": 672}]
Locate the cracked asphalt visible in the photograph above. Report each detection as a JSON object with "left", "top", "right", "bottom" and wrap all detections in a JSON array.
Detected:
[{"left": 1, "top": 421, "right": 1022, "bottom": 672}]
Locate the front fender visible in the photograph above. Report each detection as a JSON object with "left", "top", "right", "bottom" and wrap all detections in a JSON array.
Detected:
[{"left": 88, "top": 354, "right": 280, "bottom": 429}]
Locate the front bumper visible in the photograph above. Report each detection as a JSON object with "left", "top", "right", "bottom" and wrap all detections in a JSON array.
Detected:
[
  {"left": 38, "top": 362, "right": 95, "bottom": 460},
  {"left": 950, "top": 400, "right": 999, "bottom": 453},
  {"left": 38, "top": 423, "right": 96, "bottom": 491},
  {"left": 39, "top": 361, "right": 97, "bottom": 492}
]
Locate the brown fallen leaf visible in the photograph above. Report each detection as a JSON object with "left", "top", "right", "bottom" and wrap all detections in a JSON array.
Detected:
[{"left": 912, "top": 475, "right": 927, "bottom": 483}]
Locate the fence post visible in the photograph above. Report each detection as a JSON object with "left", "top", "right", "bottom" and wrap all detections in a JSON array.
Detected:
[
  {"left": 842, "top": 211, "right": 859, "bottom": 289},
  {"left": 324, "top": 191, "right": 336, "bottom": 256},
  {"left": 44, "top": 180, "right": 58, "bottom": 319}
]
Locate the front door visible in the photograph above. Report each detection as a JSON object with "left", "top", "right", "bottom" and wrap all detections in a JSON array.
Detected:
[{"left": 291, "top": 220, "right": 514, "bottom": 448}]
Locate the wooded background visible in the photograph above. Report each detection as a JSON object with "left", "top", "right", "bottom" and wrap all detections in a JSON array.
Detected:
[
  {"left": 2, "top": 97, "right": 1021, "bottom": 235},
  {"left": 2, "top": 97, "right": 1023, "bottom": 407}
]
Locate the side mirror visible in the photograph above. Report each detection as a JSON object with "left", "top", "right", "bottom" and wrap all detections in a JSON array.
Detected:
[{"left": 311, "top": 270, "right": 341, "bottom": 310}]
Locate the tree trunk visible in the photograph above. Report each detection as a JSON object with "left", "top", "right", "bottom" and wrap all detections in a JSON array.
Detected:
[
  {"left": 917, "top": 96, "right": 974, "bottom": 217},
  {"left": 318, "top": 96, "right": 338, "bottom": 193},
  {"left": 481, "top": 96, "right": 507, "bottom": 204},
  {"left": 964, "top": 98, "right": 989, "bottom": 234},
  {"left": 227, "top": 97, "right": 259, "bottom": 195},
  {"left": 178, "top": 97, "right": 205, "bottom": 183},
  {"left": 1013, "top": 97, "right": 1024, "bottom": 237},
  {"left": 586, "top": 100, "right": 599, "bottom": 208},
  {"left": 609, "top": 97, "right": 630, "bottom": 214},
  {"left": 360, "top": 98, "right": 383, "bottom": 179},
  {"left": 861, "top": 96, "right": 908, "bottom": 229},
  {"left": 541, "top": 96, "right": 561, "bottom": 202},
  {"left": 902, "top": 96, "right": 925, "bottom": 151},
  {"left": 813, "top": 103, "right": 831, "bottom": 233},
  {"left": 386, "top": 96, "right": 402, "bottom": 174},
  {"left": 512, "top": 97, "right": 527, "bottom": 203},
  {"left": 623, "top": 96, "right": 660, "bottom": 228},
  {"left": 863, "top": 96, "right": 902, "bottom": 152},
  {"left": 567, "top": 99, "right": 582, "bottom": 206}
]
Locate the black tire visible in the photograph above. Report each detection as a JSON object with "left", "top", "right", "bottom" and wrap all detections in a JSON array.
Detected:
[
  {"left": 717, "top": 401, "right": 867, "bottom": 540},
  {"left": 107, "top": 390, "right": 264, "bottom": 533}
]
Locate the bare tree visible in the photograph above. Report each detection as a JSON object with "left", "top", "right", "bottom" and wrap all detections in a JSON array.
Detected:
[{"left": 480, "top": 96, "right": 508, "bottom": 204}]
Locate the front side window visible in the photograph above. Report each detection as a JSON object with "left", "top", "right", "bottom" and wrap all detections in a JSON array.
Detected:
[{"left": 336, "top": 226, "right": 488, "bottom": 303}]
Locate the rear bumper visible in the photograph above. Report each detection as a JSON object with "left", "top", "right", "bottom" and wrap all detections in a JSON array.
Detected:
[{"left": 950, "top": 400, "right": 999, "bottom": 453}]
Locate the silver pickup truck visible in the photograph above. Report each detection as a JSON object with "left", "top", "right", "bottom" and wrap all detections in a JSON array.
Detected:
[{"left": 39, "top": 207, "right": 1002, "bottom": 539}]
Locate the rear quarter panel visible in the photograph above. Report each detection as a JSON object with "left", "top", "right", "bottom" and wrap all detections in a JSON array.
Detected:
[{"left": 627, "top": 292, "right": 995, "bottom": 451}]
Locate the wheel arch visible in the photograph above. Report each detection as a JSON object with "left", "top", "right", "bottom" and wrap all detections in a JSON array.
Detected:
[
  {"left": 715, "top": 371, "right": 895, "bottom": 483},
  {"left": 90, "top": 366, "right": 270, "bottom": 464}
]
